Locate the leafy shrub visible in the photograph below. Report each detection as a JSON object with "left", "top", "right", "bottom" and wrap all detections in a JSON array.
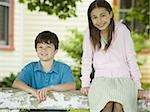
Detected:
[
  {"left": 60, "top": 29, "right": 83, "bottom": 89},
  {"left": 0, "top": 73, "right": 17, "bottom": 87}
]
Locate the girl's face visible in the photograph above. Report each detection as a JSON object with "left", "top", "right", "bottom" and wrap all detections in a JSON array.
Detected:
[
  {"left": 36, "top": 43, "right": 57, "bottom": 62},
  {"left": 90, "top": 7, "right": 112, "bottom": 31}
]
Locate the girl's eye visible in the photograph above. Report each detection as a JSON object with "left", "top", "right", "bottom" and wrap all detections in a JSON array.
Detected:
[
  {"left": 92, "top": 16, "right": 97, "bottom": 20},
  {"left": 102, "top": 14, "right": 105, "bottom": 17}
]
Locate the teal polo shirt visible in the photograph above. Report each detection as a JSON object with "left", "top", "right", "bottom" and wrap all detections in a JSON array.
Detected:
[{"left": 17, "top": 60, "right": 75, "bottom": 89}]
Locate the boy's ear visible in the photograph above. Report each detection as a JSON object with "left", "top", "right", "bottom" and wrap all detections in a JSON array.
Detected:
[{"left": 54, "top": 49, "right": 58, "bottom": 54}]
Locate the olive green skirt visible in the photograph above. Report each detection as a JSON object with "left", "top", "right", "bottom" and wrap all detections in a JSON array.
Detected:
[{"left": 88, "top": 77, "right": 138, "bottom": 112}]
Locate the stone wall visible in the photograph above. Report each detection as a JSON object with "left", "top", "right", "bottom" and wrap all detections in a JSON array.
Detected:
[{"left": 0, "top": 88, "right": 149, "bottom": 112}]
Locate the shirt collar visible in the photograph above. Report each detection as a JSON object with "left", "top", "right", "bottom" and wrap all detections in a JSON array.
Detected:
[
  {"left": 50, "top": 60, "right": 58, "bottom": 73},
  {"left": 34, "top": 60, "right": 58, "bottom": 74}
]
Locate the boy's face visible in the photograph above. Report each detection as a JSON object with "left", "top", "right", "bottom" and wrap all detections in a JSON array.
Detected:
[{"left": 36, "top": 42, "right": 57, "bottom": 62}]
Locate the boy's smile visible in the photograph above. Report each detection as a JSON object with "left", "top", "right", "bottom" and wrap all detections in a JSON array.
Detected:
[{"left": 36, "top": 43, "right": 57, "bottom": 61}]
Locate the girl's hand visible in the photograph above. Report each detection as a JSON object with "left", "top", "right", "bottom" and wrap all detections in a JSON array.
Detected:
[
  {"left": 80, "top": 87, "right": 90, "bottom": 96},
  {"left": 143, "top": 90, "right": 150, "bottom": 101},
  {"left": 143, "top": 90, "right": 150, "bottom": 105},
  {"left": 139, "top": 90, "right": 150, "bottom": 106}
]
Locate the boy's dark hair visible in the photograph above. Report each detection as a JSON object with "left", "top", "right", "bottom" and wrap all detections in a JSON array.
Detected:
[{"left": 35, "top": 31, "right": 59, "bottom": 50}]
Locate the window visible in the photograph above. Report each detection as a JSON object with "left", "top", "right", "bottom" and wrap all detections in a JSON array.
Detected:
[
  {"left": 118, "top": 0, "right": 135, "bottom": 30},
  {"left": 119, "top": 0, "right": 145, "bottom": 33},
  {"left": 0, "top": 0, "right": 14, "bottom": 50}
]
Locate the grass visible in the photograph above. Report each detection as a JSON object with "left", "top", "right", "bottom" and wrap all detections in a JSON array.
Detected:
[
  {"left": 142, "top": 83, "right": 150, "bottom": 89},
  {"left": 68, "top": 110, "right": 89, "bottom": 112}
]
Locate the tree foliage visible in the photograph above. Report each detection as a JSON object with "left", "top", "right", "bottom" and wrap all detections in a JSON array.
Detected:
[
  {"left": 60, "top": 29, "right": 83, "bottom": 64},
  {"left": 131, "top": 32, "right": 149, "bottom": 53},
  {"left": 19, "top": 0, "right": 81, "bottom": 19},
  {"left": 126, "top": 0, "right": 149, "bottom": 34},
  {"left": 60, "top": 29, "right": 83, "bottom": 89}
]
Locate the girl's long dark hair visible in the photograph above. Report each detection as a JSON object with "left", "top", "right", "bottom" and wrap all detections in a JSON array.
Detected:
[{"left": 88, "top": 0, "right": 115, "bottom": 51}]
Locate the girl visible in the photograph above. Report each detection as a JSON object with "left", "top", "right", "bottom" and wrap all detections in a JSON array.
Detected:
[{"left": 80, "top": 0, "right": 150, "bottom": 112}]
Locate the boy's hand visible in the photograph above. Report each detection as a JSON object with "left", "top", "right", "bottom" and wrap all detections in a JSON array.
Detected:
[
  {"left": 31, "top": 89, "right": 41, "bottom": 102},
  {"left": 36, "top": 87, "right": 49, "bottom": 102},
  {"left": 31, "top": 88, "right": 49, "bottom": 103}
]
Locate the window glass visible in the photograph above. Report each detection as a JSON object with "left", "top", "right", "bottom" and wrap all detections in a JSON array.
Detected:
[
  {"left": 0, "top": 5, "right": 9, "bottom": 45},
  {"left": 0, "top": 0, "right": 14, "bottom": 50},
  {"left": 119, "top": 0, "right": 135, "bottom": 30},
  {"left": 0, "top": 0, "right": 9, "bottom": 3},
  {"left": 120, "top": 0, "right": 132, "bottom": 9}
]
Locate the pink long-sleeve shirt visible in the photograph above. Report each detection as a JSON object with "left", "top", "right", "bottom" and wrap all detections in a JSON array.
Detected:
[{"left": 81, "top": 22, "right": 141, "bottom": 89}]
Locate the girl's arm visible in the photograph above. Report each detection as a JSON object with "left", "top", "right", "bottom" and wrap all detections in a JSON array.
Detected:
[
  {"left": 122, "top": 24, "right": 142, "bottom": 89},
  {"left": 80, "top": 28, "right": 93, "bottom": 88}
]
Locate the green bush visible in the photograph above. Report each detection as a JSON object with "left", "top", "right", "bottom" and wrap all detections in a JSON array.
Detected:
[
  {"left": 60, "top": 28, "right": 83, "bottom": 89},
  {"left": 0, "top": 73, "right": 17, "bottom": 87},
  {"left": 142, "top": 83, "right": 150, "bottom": 89},
  {"left": 131, "top": 32, "right": 149, "bottom": 54}
]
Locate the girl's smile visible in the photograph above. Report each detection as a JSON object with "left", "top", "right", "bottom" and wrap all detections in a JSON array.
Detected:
[{"left": 90, "top": 7, "right": 112, "bottom": 31}]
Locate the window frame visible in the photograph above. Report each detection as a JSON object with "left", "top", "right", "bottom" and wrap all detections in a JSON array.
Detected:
[{"left": 0, "top": 0, "right": 14, "bottom": 51}]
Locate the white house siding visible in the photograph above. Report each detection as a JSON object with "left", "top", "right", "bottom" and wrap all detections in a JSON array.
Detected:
[
  {"left": 0, "top": 0, "right": 24, "bottom": 80},
  {"left": 0, "top": 0, "right": 96, "bottom": 80},
  {"left": 140, "top": 55, "right": 150, "bottom": 84},
  {"left": 22, "top": 0, "right": 95, "bottom": 66}
]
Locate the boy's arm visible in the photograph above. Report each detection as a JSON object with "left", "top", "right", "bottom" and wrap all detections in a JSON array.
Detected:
[
  {"left": 49, "top": 64, "right": 76, "bottom": 92},
  {"left": 12, "top": 80, "right": 37, "bottom": 96},
  {"left": 47, "top": 82, "right": 76, "bottom": 91}
]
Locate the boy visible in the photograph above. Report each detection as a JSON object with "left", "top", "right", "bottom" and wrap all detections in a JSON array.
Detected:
[{"left": 12, "top": 31, "right": 76, "bottom": 103}]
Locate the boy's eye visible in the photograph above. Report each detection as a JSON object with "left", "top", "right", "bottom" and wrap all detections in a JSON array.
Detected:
[
  {"left": 38, "top": 46, "right": 43, "bottom": 48},
  {"left": 47, "top": 46, "right": 51, "bottom": 48}
]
